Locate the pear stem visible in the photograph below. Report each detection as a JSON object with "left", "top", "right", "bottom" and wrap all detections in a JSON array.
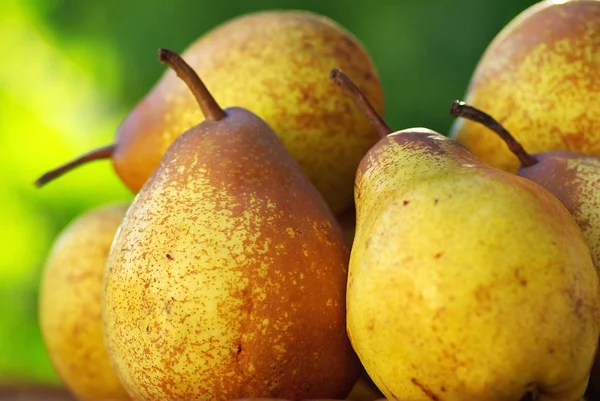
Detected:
[
  {"left": 34, "top": 144, "right": 116, "bottom": 188},
  {"left": 157, "top": 48, "right": 226, "bottom": 121},
  {"left": 450, "top": 101, "right": 537, "bottom": 167},
  {"left": 330, "top": 69, "right": 391, "bottom": 138}
]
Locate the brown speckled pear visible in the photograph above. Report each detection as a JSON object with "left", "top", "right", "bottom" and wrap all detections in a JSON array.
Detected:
[
  {"left": 34, "top": 10, "right": 384, "bottom": 215},
  {"left": 39, "top": 203, "right": 130, "bottom": 401},
  {"left": 332, "top": 69, "right": 600, "bottom": 401},
  {"left": 101, "top": 50, "right": 359, "bottom": 401},
  {"left": 451, "top": 101, "right": 600, "bottom": 270},
  {"left": 450, "top": 0, "right": 600, "bottom": 173}
]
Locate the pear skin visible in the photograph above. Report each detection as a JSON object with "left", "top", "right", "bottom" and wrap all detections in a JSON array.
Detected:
[
  {"left": 450, "top": 0, "right": 600, "bottom": 173},
  {"left": 102, "top": 50, "right": 359, "bottom": 401},
  {"left": 36, "top": 10, "right": 383, "bottom": 216},
  {"left": 39, "top": 203, "right": 130, "bottom": 401}
]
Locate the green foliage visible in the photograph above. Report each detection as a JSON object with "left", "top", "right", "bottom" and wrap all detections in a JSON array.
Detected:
[{"left": 1, "top": 0, "right": 535, "bottom": 385}]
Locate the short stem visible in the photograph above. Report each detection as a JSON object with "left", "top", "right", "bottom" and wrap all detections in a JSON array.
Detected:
[
  {"left": 330, "top": 68, "right": 391, "bottom": 138},
  {"left": 158, "top": 48, "right": 226, "bottom": 122},
  {"left": 34, "top": 144, "right": 116, "bottom": 187},
  {"left": 450, "top": 101, "right": 537, "bottom": 167}
]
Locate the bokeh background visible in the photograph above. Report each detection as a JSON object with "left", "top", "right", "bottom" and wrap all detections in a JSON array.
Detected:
[{"left": 1, "top": 0, "right": 537, "bottom": 387}]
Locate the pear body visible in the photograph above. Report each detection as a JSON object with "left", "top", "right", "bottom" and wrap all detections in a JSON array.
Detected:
[
  {"left": 103, "top": 108, "right": 359, "bottom": 401},
  {"left": 39, "top": 203, "right": 130, "bottom": 401},
  {"left": 347, "top": 129, "right": 600, "bottom": 401},
  {"left": 450, "top": 0, "right": 600, "bottom": 173},
  {"left": 518, "top": 151, "right": 600, "bottom": 270},
  {"left": 112, "top": 10, "right": 383, "bottom": 214}
]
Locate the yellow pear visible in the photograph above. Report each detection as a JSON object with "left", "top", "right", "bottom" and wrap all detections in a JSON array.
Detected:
[
  {"left": 39, "top": 203, "right": 130, "bottom": 401},
  {"left": 102, "top": 50, "right": 359, "bottom": 401},
  {"left": 332, "top": 69, "right": 600, "bottom": 401},
  {"left": 450, "top": 0, "right": 600, "bottom": 173},
  {"left": 35, "top": 10, "right": 384, "bottom": 215}
]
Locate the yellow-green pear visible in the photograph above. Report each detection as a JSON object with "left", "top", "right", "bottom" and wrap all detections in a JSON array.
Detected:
[
  {"left": 102, "top": 50, "right": 359, "bottom": 401},
  {"left": 39, "top": 203, "right": 130, "bottom": 401},
  {"left": 331, "top": 69, "right": 600, "bottom": 401},
  {"left": 450, "top": 0, "right": 600, "bottom": 173},
  {"left": 34, "top": 10, "right": 384, "bottom": 215}
]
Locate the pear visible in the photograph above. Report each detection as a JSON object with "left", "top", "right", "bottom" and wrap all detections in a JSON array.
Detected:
[
  {"left": 39, "top": 203, "right": 129, "bottom": 401},
  {"left": 450, "top": 100, "right": 600, "bottom": 271},
  {"left": 331, "top": 69, "right": 600, "bottom": 401},
  {"left": 102, "top": 49, "right": 359, "bottom": 401},
  {"left": 449, "top": 0, "right": 600, "bottom": 173},
  {"left": 34, "top": 10, "right": 384, "bottom": 215}
]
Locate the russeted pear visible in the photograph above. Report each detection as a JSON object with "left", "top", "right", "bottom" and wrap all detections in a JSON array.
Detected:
[
  {"left": 451, "top": 101, "right": 600, "bottom": 270},
  {"left": 34, "top": 10, "right": 384, "bottom": 215},
  {"left": 39, "top": 203, "right": 129, "bottom": 401},
  {"left": 331, "top": 69, "right": 600, "bottom": 401},
  {"left": 450, "top": 0, "right": 600, "bottom": 173},
  {"left": 102, "top": 49, "right": 359, "bottom": 401}
]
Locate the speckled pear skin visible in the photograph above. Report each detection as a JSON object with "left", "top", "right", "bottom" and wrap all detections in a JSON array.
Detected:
[
  {"left": 102, "top": 107, "right": 359, "bottom": 401},
  {"left": 347, "top": 129, "right": 600, "bottom": 401},
  {"left": 517, "top": 151, "right": 600, "bottom": 270},
  {"left": 450, "top": 0, "right": 600, "bottom": 173},
  {"left": 39, "top": 203, "right": 130, "bottom": 401},
  {"left": 112, "top": 10, "right": 384, "bottom": 215}
]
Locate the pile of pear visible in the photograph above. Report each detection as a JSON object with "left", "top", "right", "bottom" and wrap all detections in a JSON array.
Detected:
[{"left": 35, "top": 1, "right": 600, "bottom": 401}]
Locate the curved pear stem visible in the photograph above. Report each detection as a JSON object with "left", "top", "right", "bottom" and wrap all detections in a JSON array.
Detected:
[
  {"left": 34, "top": 144, "right": 116, "bottom": 188},
  {"left": 330, "top": 69, "right": 391, "bottom": 138},
  {"left": 158, "top": 48, "right": 226, "bottom": 121},
  {"left": 450, "top": 101, "right": 537, "bottom": 167}
]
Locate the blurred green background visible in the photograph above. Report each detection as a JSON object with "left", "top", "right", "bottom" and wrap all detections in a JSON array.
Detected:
[{"left": 1, "top": 0, "right": 536, "bottom": 387}]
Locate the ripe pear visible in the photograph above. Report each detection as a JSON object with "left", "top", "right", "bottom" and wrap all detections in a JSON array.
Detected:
[
  {"left": 35, "top": 10, "right": 384, "bottom": 215},
  {"left": 39, "top": 203, "right": 129, "bottom": 401},
  {"left": 102, "top": 49, "right": 359, "bottom": 401},
  {"left": 331, "top": 69, "right": 600, "bottom": 401},
  {"left": 450, "top": 0, "right": 600, "bottom": 173},
  {"left": 451, "top": 101, "right": 600, "bottom": 271}
]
